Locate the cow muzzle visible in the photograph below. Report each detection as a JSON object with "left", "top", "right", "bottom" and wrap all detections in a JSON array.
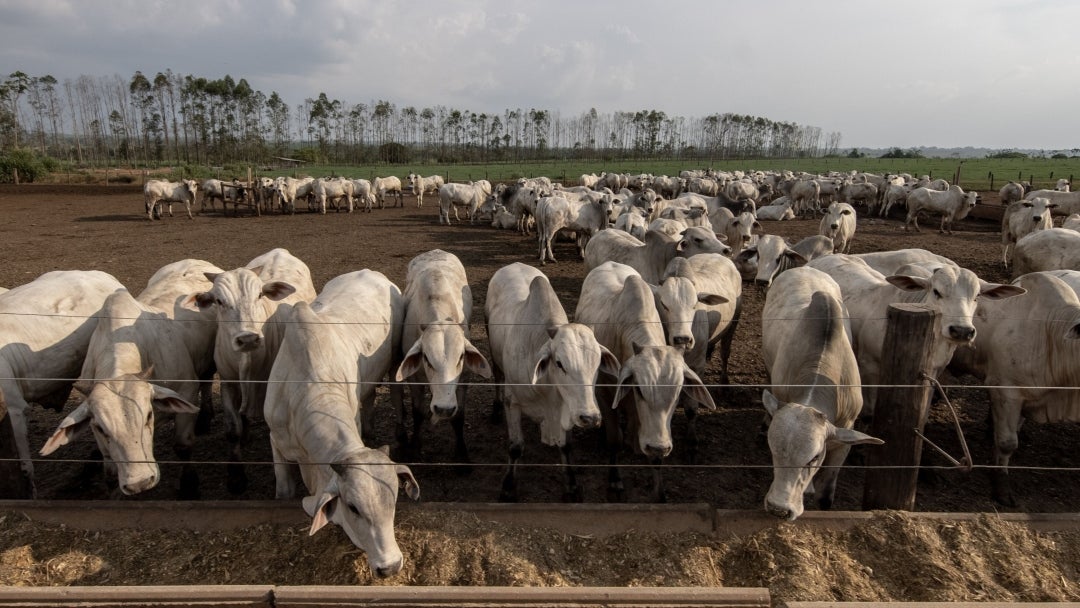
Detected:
[
  {"left": 764, "top": 499, "right": 796, "bottom": 520},
  {"left": 643, "top": 443, "right": 672, "bottom": 459},
  {"left": 372, "top": 556, "right": 404, "bottom": 578},
  {"left": 947, "top": 325, "right": 976, "bottom": 342},
  {"left": 121, "top": 472, "right": 159, "bottom": 495},
  {"left": 576, "top": 413, "right": 601, "bottom": 429},
  {"left": 431, "top": 403, "right": 458, "bottom": 420},
  {"left": 233, "top": 331, "right": 263, "bottom": 352},
  {"left": 672, "top": 335, "right": 693, "bottom": 349}
]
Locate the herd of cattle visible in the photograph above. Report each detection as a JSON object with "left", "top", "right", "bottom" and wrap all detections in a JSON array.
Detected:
[{"left": 5, "top": 167, "right": 1080, "bottom": 576}]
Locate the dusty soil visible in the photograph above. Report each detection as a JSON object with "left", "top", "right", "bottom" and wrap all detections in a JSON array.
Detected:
[{"left": 0, "top": 183, "right": 1077, "bottom": 599}]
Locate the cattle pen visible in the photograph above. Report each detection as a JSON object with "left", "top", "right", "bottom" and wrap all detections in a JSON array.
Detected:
[{"left": 0, "top": 182, "right": 1078, "bottom": 604}]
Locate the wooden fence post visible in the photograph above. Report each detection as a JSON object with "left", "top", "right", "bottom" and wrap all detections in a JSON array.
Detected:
[
  {"left": 0, "top": 398, "right": 32, "bottom": 498},
  {"left": 862, "top": 302, "right": 939, "bottom": 511},
  {"left": 989, "top": 171, "right": 994, "bottom": 191}
]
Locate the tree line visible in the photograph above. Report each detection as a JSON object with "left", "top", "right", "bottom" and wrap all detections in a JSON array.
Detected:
[{"left": 0, "top": 70, "right": 842, "bottom": 168}]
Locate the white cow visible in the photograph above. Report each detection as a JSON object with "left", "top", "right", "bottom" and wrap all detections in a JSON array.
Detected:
[
  {"left": 711, "top": 208, "right": 760, "bottom": 256},
  {"left": 761, "top": 266, "right": 882, "bottom": 520},
  {"left": 734, "top": 234, "right": 834, "bottom": 288},
  {"left": 272, "top": 176, "right": 315, "bottom": 214},
  {"left": 949, "top": 272, "right": 1080, "bottom": 506},
  {"left": 998, "top": 181, "right": 1028, "bottom": 206},
  {"left": 756, "top": 196, "right": 796, "bottom": 221},
  {"left": 144, "top": 179, "right": 199, "bottom": 220},
  {"left": 191, "top": 248, "right": 317, "bottom": 493},
  {"left": 808, "top": 255, "right": 1024, "bottom": 414},
  {"left": 583, "top": 226, "right": 732, "bottom": 284},
  {"left": 264, "top": 270, "right": 418, "bottom": 577},
  {"left": 437, "top": 182, "right": 486, "bottom": 225},
  {"left": 1012, "top": 228, "right": 1080, "bottom": 278},
  {"left": 575, "top": 261, "right": 715, "bottom": 502},
  {"left": 1063, "top": 214, "right": 1080, "bottom": 232},
  {"left": 42, "top": 260, "right": 222, "bottom": 498},
  {"left": 199, "top": 179, "right": 248, "bottom": 215},
  {"left": 313, "top": 177, "right": 355, "bottom": 214},
  {"left": 819, "top": 202, "right": 857, "bottom": 253},
  {"left": 1056, "top": 178, "right": 1071, "bottom": 192},
  {"left": 373, "top": 176, "right": 404, "bottom": 208},
  {"left": 1023, "top": 189, "right": 1080, "bottom": 216},
  {"left": 485, "top": 263, "right": 620, "bottom": 501},
  {"left": 851, "top": 249, "right": 957, "bottom": 276},
  {"left": 351, "top": 178, "right": 376, "bottom": 212},
  {"left": 614, "top": 207, "right": 649, "bottom": 240},
  {"left": 904, "top": 185, "right": 979, "bottom": 234},
  {"left": 1, "top": 270, "right": 125, "bottom": 495},
  {"left": 535, "top": 195, "right": 613, "bottom": 264},
  {"left": 1002, "top": 197, "right": 1056, "bottom": 269},
  {"left": 490, "top": 204, "right": 517, "bottom": 229},
  {"left": 395, "top": 250, "right": 492, "bottom": 463}
]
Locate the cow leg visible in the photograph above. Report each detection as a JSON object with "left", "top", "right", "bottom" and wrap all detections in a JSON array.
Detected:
[
  {"left": 682, "top": 400, "right": 699, "bottom": 465},
  {"left": 3, "top": 400, "right": 36, "bottom": 497},
  {"left": 174, "top": 412, "right": 199, "bottom": 499},
  {"left": 499, "top": 404, "right": 524, "bottom": 502},
  {"left": 813, "top": 444, "right": 849, "bottom": 510},
  {"left": 185, "top": 201, "right": 194, "bottom": 220},
  {"left": 195, "top": 375, "right": 215, "bottom": 436},
  {"left": 560, "top": 432, "right": 584, "bottom": 503},
  {"left": 219, "top": 379, "right": 247, "bottom": 495},
  {"left": 270, "top": 439, "right": 300, "bottom": 500},
  {"left": 489, "top": 353, "right": 506, "bottom": 424},
  {"left": 598, "top": 382, "right": 626, "bottom": 502},
  {"left": 718, "top": 298, "right": 742, "bottom": 387},
  {"left": 989, "top": 388, "right": 1023, "bottom": 507},
  {"left": 452, "top": 383, "right": 472, "bottom": 471},
  {"left": 649, "top": 455, "right": 667, "bottom": 503}
]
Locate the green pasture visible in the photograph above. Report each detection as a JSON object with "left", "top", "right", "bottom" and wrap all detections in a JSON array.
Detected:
[{"left": 156, "top": 157, "right": 1080, "bottom": 193}]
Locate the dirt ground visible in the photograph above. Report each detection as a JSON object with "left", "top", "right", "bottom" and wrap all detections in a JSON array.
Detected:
[{"left": 0, "top": 183, "right": 1077, "bottom": 599}]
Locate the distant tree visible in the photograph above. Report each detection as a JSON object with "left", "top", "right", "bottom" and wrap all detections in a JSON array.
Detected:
[
  {"left": 880, "top": 147, "right": 925, "bottom": 159},
  {"left": 986, "top": 150, "right": 1027, "bottom": 159},
  {"left": 847, "top": 148, "right": 864, "bottom": 158},
  {"left": 1051, "top": 152, "right": 1068, "bottom": 159}
]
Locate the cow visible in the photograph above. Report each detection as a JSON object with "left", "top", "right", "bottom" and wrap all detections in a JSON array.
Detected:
[
  {"left": 1012, "top": 228, "right": 1080, "bottom": 278},
  {"left": 788, "top": 179, "right": 822, "bottom": 217},
  {"left": 583, "top": 226, "right": 731, "bottom": 284},
  {"left": 313, "top": 177, "right": 355, "bottom": 214},
  {"left": 574, "top": 261, "right": 715, "bottom": 502},
  {"left": 808, "top": 255, "right": 1024, "bottom": 414},
  {"left": 351, "top": 178, "right": 376, "bottom": 212},
  {"left": 1064, "top": 214, "right": 1080, "bottom": 232},
  {"left": 579, "top": 173, "right": 601, "bottom": 189},
  {"left": 1, "top": 270, "right": 125, "bottom": 495},
  {"left": 41, "top": 260, "right": 222, "bottom": 498},
  {"left": 998, "top": 181, "right": 1029, "bottom": 206},
  {"left": 1056, "top": 178, "right": 1071, "bottom": 192},
  {"left": 851, "top": 248, "right": 957, "bottom": 276},
  {"left": 819, "top": 202, "right": 857, "bottom": 253},
  {"left": 264, "top": 270, "right": 418, "bottom": 578},
  {"left": 437, "top": 182, "right": 487, "bottom": 225},
  {"left": 485, "top": 263, "right": 620, "bottom": 501},
  {"left": 395, "top": 250, "right": 492, "bottom": 464},
  {"left": 1023, "top": 189, "right": 1080, "bottom": 216},
  {"left": 1002, "top": 197, "right": 1056, "bottom": 269},
  {"left": 373, "top": 176, "right": 404, "bottom": 208},
  {"left": 272, "top": 176, "right": 315, "bottom": 214},
  {"left": 904, "top": 185, "right": 979, "bottom": 234},
  {"left": 654, "top": 255, "right": 742, "bottom": 386},
  {"left": 490, "top": 204, "right": 517, "bottom": 229},
  {"left": 879, "top": 183, "right": 911, "bottom": 218},
  {"left": 760, "top": 266, "right": 882, "bottom": 520},
  {"left": 614, "top": 207, "right": 649, "bottom": 240},
  {"left": 144, "top": 179, "right": 199, "bottom": 220},
  {"left": 734, "top": 234, "right": 834, "bottom": 288},
  {"left": 480, "top": 183, "right": 543, "bottom": 235},
  {"left": 535, "top": 195, "right": 612, "bottom": 264},
  {"left": 948, "top": 271, "right": 1080, "bottom": 506},
  {"left": 704, "top": 208, "right": 755, "bottom": 256},
  {"left": 199, "top": 179, "right": 249, "bottom": 215},
  {"left": 651, "top": 175, "right": 684, "bottom": 199},
  {"left": 756, "top": 196, "right": 795, "bottom": 221},
  {"left": 191, "top": 248, "right": 317, "bottom": 493}
]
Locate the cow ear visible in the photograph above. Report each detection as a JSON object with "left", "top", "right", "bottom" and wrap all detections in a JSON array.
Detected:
[
  {"left": 783, "top": 249, "right": 809, "bottom": 266},
  {"left": 395, "top": 340, "right": 424, "bottom": 381},
  {"left": 611, "top": 367, "right": 635, "bottom": 410},
  {"left": 150, "top": 384, "right": 200, "bottom": 415},
  {"left": 762, "top": 389, "right": 781, "bottom": 417},
  {"left": 464, "top": 341, "right": 493, "bottom": 378},
  {"left": 698, "top": 292, "right": 729, "bottom": 305},
  {"left": 136, "top": 365, "right": 155, "bottom": 381},
  {"left": 189, "top": 292, "right": 216, "bottom": 310},
  {"left": 377, "top": 444, "right": 391, "bottom": 456},
  {"left": 978, "top": 281, "right": 1026, "bottom": 300},
  {"left": 41, "top": 402, "right": 92, "bottom": 456},
  {"left": 262, "top": 281, "right": 297, "bottom": 301},
  {"left": 597, "top": 345, "right": 621, "bottom": 377},
  {"left": 631, "top": 341, "right": 645, "bottom": 356},
  {"left": 1067, "top": 323, "right": 1080, "bottom": 340},
  {"left": 830, "top": 425, "right": 885, "bottom": 447},
  {"left": 397, "top": 465, "right": 421, "bottom": 501},
  {"left": 885, "top": 275, "right": 930, "bottom": 292},
  {"left": 531, "top": 344, "right": 552, "bottom": 384},
  {"left": 681, "top": 366, "right": 716, "bottom": 410},
  {"left": 203, "top": 272, "right": 221, "bottom": 284},
  {"left": 303, "top": 492, "right": 338, "bottom": 536}
]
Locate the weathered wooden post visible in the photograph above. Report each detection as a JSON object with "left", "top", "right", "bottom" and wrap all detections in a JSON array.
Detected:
[
  {"left": 863, "top": 302, "right": 939, "bottom": 511},
  {"left": 0, "top": 398, "right": 33, "bottom": 499},
  {"left": 989, "top": 171, "right": 994, "bottom": 191}
]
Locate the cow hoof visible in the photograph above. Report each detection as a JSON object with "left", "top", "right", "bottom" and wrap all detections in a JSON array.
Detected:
[{"left": 226, "top": 464, "right": 248, "bottom": 495}]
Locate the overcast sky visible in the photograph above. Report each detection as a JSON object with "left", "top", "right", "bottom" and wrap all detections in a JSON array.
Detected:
[{"left": 1, "top": 0, "right": 1076, "bottom": 150}]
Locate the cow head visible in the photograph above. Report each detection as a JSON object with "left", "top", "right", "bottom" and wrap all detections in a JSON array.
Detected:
[
  {"left": 762, "top": 391, "right": 882, "bottom": 521},
  {"left": 396, "top": 319, "right": 491, "bottom": 420},
  {"left": 305, "top": 446, "right": 419, "bottom": 578},
  {"left": 532, "top": 323, "right": 620, "bottom": 437},
  {"left": 611, "top": 344, "right": 714, "bottom": 460},
  {"left": 190, "top": 267, "right": 297, "bottom": 353},
  {"left": 678, "top": 226, "right": 732, "bottom": 257},
  {"left": 40, "top": 368, "right": 199, "bottom": 496}
]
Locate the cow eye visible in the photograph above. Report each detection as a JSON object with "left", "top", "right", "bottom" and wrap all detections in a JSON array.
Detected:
[
  {"left": 347, "top": 504, "right": 360, "bottom": 516},
  {"left": 932, "top": 289, "right": 942, "bottom": 298},
  {"left": 806, "top": 454, "right": 821, "bottom": 467},
  {"left": 555, "top": 360, "right": 566, "bottom": 372}
]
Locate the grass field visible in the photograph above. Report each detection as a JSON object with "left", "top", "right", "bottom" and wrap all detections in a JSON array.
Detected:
[
  {"left": 268, "top": 157, "right": 1079, "bottom": 192},
  {"left": 60, "top": 157, "right": 1080, "bottom": 192}
]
